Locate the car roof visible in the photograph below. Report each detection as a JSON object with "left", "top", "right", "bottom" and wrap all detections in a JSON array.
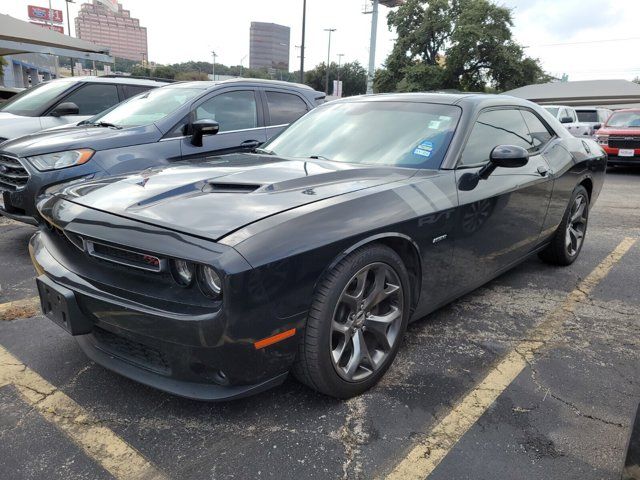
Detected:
[
  {"left": 164, "top": 78, "right": 321, "bottom": 93},
  {"left": 42, "top": 76, "right": 170, "bottom": 87},
  {"left": 328, "top": 92, "right": 541, "bottom": 108}
]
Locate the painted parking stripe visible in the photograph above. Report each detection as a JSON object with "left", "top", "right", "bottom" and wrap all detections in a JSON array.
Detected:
[
  {"left": 0, "top": 296, "right": 41, "bottom": 321},
  {"left": 0, "top": 345, "right": 167, "bottom": 480},
  {"left": 387, "top": 237, "right": 637, "bottom": 480}
]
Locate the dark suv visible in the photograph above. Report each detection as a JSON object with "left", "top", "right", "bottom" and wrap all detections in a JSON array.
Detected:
[
  {"left": 0, "top": 79, "right": 325, "bottom": 224},
  {"left": 0, "top": 76, "right": 170, "bottom": 143}
]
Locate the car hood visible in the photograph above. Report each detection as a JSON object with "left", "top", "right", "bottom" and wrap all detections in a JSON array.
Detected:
[
  {"left": 598, "top": 127, "right": 640, "bottom": 136},
  {"left": 0, "top": 112, "right": 41, "bottom": 141},
  {"left": 55, "top": 154, "right": 415, "bottom": 240},
  {"left": 0, "top": 123, "right": 161, "bottom": 157}
]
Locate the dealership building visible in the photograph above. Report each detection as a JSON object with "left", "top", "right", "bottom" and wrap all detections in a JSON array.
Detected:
[
  {"left": 249, "top": 22, "right": 290, "bottom": 71},
  {"left": 75, "top": 0, "right": 147, "bottom": 62}
]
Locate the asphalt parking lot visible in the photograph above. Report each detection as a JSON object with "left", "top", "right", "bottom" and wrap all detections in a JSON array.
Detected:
[{"left": 0, "top": 167, "right": 639, "bottom": 480}]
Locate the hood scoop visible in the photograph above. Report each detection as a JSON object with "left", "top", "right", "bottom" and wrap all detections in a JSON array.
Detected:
[{"left": 204, "top": 182, "right": 262, "bottom": 194}]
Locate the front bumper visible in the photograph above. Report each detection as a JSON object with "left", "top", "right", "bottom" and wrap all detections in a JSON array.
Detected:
[
  {"left": 30, "top": 230, "right": 300, "bottom": 401},
  {"left": 603, "top": 147, "right": 640, "bottom": 165}
]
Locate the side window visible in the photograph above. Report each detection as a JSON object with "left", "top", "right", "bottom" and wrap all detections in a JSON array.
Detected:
[
  {"left": 59, "top": 84, "right": 120, "bottom": 115},
  {"left": 459, "top": 109, "right": 533, "bottom": 167},
  {"left": 520, "top": 110, "right": 553, "bottom": 150},
  {"left": 265, "top": 91, "right": 309, "bottom": 125},
  {"left": 195, "top": 90, "right": 257, "bottom": 132},
  {"left": 122, "top": 85, "right": 153, "bottom": 99}
]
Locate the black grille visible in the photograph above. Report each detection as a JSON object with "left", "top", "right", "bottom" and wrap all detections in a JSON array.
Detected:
[
  {"left": 0, "top": 154, "right": 29, "bottom": 191},
  {"left": 609, "top": 136, "right": 640, "bottom": 149},
  {"left": 86, "top": 240, "right": 164, "bottom": 272},
  {"left": 93, "top": 327, "right": 171, "bottom": 375}
]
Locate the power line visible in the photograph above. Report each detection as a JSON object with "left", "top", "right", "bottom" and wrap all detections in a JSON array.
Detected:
[{"left": 525, "top": 36, "right": 640, "bottom": 48}]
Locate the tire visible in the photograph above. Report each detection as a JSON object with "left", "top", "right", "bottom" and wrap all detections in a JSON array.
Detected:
[
  {"left": 293, "top": 244, "right": 411, "bottom": 398},
  {"left": 539, "top": 185, "right": 590, "bottom": 266}
]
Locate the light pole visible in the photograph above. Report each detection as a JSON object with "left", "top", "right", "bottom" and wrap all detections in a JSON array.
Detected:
[
  {"left": 366, "top": 0, "right": 379, "bottom": 94},
  {"left": 240, "top": 54, "right": 247, "bottom": 77},
  {"left": 211, "top": 50, "right": 217, "bottom": 81},
  {"left": 324, "top": 28, "right": 336, "bottom": 95},
  {"left": 300, "top": 0, "right": 306, "bottom": 83},
  {"left": 336, "top": 53, "right": 345, "bottom": 97},
  {"left": 65, "top": 0, "right": 75, "bottom": 76}
]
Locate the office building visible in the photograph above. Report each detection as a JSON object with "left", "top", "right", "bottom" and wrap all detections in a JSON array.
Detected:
[
  {"left": 249, "top": 22, "right": 290, "bottom": 71},
  {"left": 75, "top": 1, "right": 147, "bottom": 62}
]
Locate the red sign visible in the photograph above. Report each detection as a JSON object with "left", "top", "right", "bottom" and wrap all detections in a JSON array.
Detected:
[
  {"left": 30, "top": 22, "right": 65, "bottom": 34},
  {"left": 28, "top": 5, "right": 63, "bottom": 24}
]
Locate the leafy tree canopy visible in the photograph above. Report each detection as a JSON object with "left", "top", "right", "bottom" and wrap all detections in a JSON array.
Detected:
[
  {"left": 375, "top": 0, "right": 552, "bottom": 93},
  {"left": 305, "top": 61, "right": 368, "bottom": 97}
]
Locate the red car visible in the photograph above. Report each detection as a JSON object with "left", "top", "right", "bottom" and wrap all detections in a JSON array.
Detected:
[{"left": 596, "top": 109, "right": 640, "bottom": 166}]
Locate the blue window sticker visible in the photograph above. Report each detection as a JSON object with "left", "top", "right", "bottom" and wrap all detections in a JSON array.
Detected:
[{"left": 413, "top": 140, "right": 434, "bottom": 157}]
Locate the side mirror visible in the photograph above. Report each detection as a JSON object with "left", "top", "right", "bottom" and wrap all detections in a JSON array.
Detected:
[
  {"left": 190, "top": 119, "right": 220, "bottom": 147},
  {"left": 560, "top": 116, "right": 573, "bottom": 124},
  {"left": 50, "top": 102, "right": 80, "bottom": 117},
  {"left": 489, "top": 145, "right": 529, "bottom": 169},
  {"left": 458, "top": 145, "right": 529, "bottom": 191},
  {"left": 593, "top": 123, "right": 602, "bottom": 131}
]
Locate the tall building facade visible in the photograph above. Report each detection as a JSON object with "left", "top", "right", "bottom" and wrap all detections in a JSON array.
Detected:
[
  {"left": 249, "top": 22, "right": 290, "bottom": 71},
  {"left": 75, "top": 1, "right": 148, "bottom": 62}
]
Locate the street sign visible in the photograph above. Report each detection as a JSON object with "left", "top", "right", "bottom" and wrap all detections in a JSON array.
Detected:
[{"left": 28, "top": 5, "right": 63, "bottom": 24}]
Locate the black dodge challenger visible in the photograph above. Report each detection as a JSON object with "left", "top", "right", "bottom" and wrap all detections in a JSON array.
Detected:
[{"left": 30, "top": 93, "right": 606, "bottom": 400}]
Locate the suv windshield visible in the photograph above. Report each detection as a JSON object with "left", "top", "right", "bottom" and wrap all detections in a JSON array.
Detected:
[
  {"left": 91, "top": 86, "right": 204, "bottom": 128},
  {"left": 0, "top": 80, "right": 76, "bottom": 116},
  {"left": 606, "top": 111, "right": 640, "bottom": 128},
  {"left": 262, "top": 101, "right": 461, "bottom": 169}
]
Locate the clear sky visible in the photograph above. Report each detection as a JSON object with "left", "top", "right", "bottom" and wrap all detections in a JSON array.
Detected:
[{"left": 3, "top": 0, "right": 639, "bottom": 81}]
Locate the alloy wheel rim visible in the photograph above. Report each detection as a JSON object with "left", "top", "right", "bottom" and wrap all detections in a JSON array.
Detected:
[
  {"left": 566, "top": 194, "right": 588, "bottom": 257},
  {"left": 330, "top": 262, "right": 404, "bottom": 382}
]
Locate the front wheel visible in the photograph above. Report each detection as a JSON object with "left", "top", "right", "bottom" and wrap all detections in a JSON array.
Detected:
[
  {"left": 293, "top": 244, "right": 410, "bottom": 398},
  {"left": 539, "top": 185, "right": 590, "bottom": 266}
]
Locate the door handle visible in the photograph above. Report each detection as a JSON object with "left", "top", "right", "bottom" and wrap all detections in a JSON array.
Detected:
[
  {"left": 241, "top": 140, "right": 261, "bottom": 149},
  {"left": 537, "top": 165, "right": 550, "bottom": 177}
]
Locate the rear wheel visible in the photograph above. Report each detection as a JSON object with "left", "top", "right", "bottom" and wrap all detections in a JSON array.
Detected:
[
  {"left": 539, "top": 185, "right": 589, "bottom": 266},
  {"left": 293, "top": 244, "right": 410, "bottom": 398}
]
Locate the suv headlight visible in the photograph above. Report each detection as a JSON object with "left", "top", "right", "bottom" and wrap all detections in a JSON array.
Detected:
[{"left": 27, "top": 148, "right": 94, "bottom": 171}]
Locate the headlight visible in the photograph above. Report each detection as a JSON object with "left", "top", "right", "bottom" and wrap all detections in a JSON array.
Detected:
[
  {"left": 27, "top": 148, "right": 94, "bottom": 171},
  {"left": 197, "top": 266, "right": 223, "bottom": 298},
  {"left": 596, "top": 135, "right": 608, "bottom": 146},
  {"left": 170, "top": 259, "right": 195, "bottom": 287}
]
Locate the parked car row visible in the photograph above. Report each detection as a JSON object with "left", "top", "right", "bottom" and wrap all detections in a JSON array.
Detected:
[
  {"left": 0, "top": 76, "right": 609, "bottom": 400},
  {"left": 0, "top": 77, "right": 325, "bottom": 224}
]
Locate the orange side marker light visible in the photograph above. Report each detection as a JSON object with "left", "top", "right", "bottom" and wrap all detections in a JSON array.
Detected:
[{"left": 254, "top": 328, "right": 297, "bottom": 349}]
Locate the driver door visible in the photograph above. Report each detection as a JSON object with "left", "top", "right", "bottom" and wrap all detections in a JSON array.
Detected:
[
  {"left": 450, "top": 107, "right": 554, "bottom": 291},
  {"left": 180, "top": 89, "right": 267, "bottom": 160}
]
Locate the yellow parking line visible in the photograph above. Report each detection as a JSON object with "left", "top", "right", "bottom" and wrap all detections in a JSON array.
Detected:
[
  {"left": 387, "top": 237, "right": 637, "bottom": 480},
  {"left": 0, "top": 345, "right": 167, "bottom": 480},
  {"left": 0, "top": 296, "right": 41, "bottom": 321}
]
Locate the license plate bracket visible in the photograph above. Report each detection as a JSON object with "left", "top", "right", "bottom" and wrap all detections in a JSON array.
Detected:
[
  {"left": 619, "top": 148, "right": 635, "bottom": 157},
  {"left": 36, "top": 275, "right": 93, "bottom": 335}
]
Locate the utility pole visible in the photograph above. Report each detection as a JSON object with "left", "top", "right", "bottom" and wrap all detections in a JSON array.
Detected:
[
  {"left": 211, "top": 50, "right": 217, "bottom": 81},
  {"left": 240, "top": 54, "right": 247, "bottom": 77},
  {"left": 65, "top": 0, "right": 75, "bottom": 76},
  {"left": 324, "top": 28, "right": 336, "bottom": 95},
  {"left": 299, "top": 0, "right": 306, "bottom": 83},
  {"left": 366, "top": 0, "right": 379, "bottom": 94},
  {"left": 337, "top": 53, "right": 344, "bottom": 98}
]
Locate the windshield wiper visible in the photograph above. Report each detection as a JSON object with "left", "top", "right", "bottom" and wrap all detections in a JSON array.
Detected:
[
  {"left": 91, "top": 121, "right": 122, "bottom": 129},
  {"left": 254, "top": 147, "right": 275, "bottom": 155},
  {"left": 309, "top": 155, "right": 332, "bottom": 161}
]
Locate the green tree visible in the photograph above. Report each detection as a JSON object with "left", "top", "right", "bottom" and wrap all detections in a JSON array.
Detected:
[
  {"left": 175, "top": 71, "right": 209, "bottom": 81},
  {"left": 304, "top": 61, "right": 367, "bottom": 96},
  {"left": 152, "top": 65, "right": 176, "bottom": 79},
  {"left": 375, "top": 0, "right": 550, "bottom": 93},
  {"left": 130, "top": 65, "right": 151, "bottom": 77}
]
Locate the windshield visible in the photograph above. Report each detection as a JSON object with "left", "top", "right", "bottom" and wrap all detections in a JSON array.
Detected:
[
  {"left": 544, "top": 107, "right": 559, "bottom": 118},
  {"left": 0, "top": 80, "right": 75, "bottom": 116},
  {"left": 90, "top": 86, "right": 204, "bottom": 128},
  {"left": 577, "top": 110, "right": 598, "bottom": 123},
  {"left": 262, "top": 101, "right": 461, "bottom": 169},
  {"left": 606, "top": 111, "right": 640, "bottom": 128}
]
